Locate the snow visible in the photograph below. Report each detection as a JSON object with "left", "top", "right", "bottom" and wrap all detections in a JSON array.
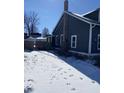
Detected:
[
  {"left": 73, "top": 13, "right": 82, "bottom": 17},
  {"left": 36, "top": 37, "right": 47, "bottom": 40},
  {"left": 24, "top": 37, "right": 36, "bottom": 41},
  {"left": 24, "top": 36, "right": 47, "bottom": 41},
  {"left": 24, "top": 51, "right": 100, "bottom": 93}
]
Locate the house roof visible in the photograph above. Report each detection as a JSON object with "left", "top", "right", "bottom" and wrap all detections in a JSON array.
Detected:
[
  {"left": 83, "top": 8, "right": 100, "bottom": 22},
  {"left": 82, "top": 8, "right": 100, "bottom": 17},
  {"left": 65, "top": 11, "right": 100, "bottom": 25},
  {"left": 53, "top": 9, "right": 100, "bottom": 33}
]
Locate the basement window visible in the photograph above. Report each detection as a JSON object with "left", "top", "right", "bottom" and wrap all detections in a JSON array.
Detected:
[{"left": 71, "top": 35, "right": 77, "bottom": 48}]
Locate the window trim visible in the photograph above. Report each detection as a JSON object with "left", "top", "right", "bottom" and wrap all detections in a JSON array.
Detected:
[
  {"left": 60, "top": 34, "right": 63, "bottom": 46},
  {"left": 71, "top": 35, "right": 77, "bottom": 48},
  {"left": 97, "top": 34, "right": 100, "bottom": 50},
  {"left": 55, "top": 35, "right": 58, "bottom": 46}
]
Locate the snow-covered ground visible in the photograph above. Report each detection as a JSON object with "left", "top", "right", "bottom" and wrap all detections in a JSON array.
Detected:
[{"left": 24, "top": 51, "right": 100, "bottom": 93}]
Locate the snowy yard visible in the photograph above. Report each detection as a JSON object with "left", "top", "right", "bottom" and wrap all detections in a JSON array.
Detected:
[{"left": 24, "top": 51, "right": 100, "bottom": 93}]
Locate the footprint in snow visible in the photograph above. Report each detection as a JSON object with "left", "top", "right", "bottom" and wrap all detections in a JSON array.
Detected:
[
  {"left": 52, "top": 76, "right": 56, "bottom": 78},
  {"left": 31, "top": 67, "right": 34, "bottom": 70},
  {"left": 66, "top": 83, "right": 70, "bottom": 86},
  {"left": 34, "top": 55, "right": 37, "bottom": 57},
  {"left": 64, "top": 77, "right": 67, "bottom": 80},
  {"left": 69, "top": 74, "right": 74, "bottom": 77},
  {"left": 80, "top": 77, "right": 83, "bottom": 80},
  {"left": 34, "top": 60, "right": 38, "bottom": 62},
  {"left": 24, "top": 87, "right": 33, "bottom": 93},
  {"left": 57, "top": 68, "right": 63, "bottom": 71},
  {"left": 71, "top": 88, "right": 76, "bottom": 91},
  {"left": 60, "top": 73, "right": 63, "bottom": 75},
  {"left": 50, "top": 75, "right": 56, "bottom": 80},
  {"left": 50, "top": 78, "right": 53, "bottom": 80},
  {"left": 64, "top": 71, "right": 67, "bottom": 73},
  {"left": 28, "top": 79, "right": 34, "bottom": 82},
  {"left": 24, "top": 56, "right": 27, "bottom": 58},
  {"left": 92, "top": 80, "right": 95, "bottom": 83},
  {"left": 24, "top": 80, "right": 34, "bottom": 93}
]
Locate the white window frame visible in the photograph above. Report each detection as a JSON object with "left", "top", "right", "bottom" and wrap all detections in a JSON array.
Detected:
[
  {"left": 97, "top": 34, "right": 100, "bottom": 50},
  {"left": 60, "top": 34, "right": 63, "bottom": 46},
  {"left": 71, "top": 35, "right": 77, "bottom": 48}
]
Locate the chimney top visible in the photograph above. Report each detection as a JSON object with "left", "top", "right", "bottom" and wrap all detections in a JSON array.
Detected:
[{"left": 64, "top": 0, "right": 68, "bottom": 11}]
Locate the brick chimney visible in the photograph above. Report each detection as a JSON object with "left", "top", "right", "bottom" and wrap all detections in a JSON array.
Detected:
[
  {"left": 64, "top": 0, "right": 68, "bottom": 11},
  {"left": 63, "top": 0, "right": 69, "bottom": 52}
]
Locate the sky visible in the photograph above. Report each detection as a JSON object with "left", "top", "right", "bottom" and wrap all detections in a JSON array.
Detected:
[{"left": 24, "top": 0, "right": 100, "bottom": 33}]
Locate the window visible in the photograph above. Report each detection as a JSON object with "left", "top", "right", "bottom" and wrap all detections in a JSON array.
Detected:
[
  {"left": 55, "top": 35, "right": 58, "bottom": 46},
  {"left": 71, "top": 35, "right": 77, "bottom": 48},
  {"left": 97, "top": 34, "right": 100, "bottom": 50},
  {"left": 47, "top": 37, "right": 50, "bottom": 43},
  {"left": 60, "top": 34, "right": 63, "bottom": 46}
]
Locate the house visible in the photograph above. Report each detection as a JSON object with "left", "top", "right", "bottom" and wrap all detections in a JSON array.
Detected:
[
  {"left": 30, "top": 33, "right": 41, "bottom": 38},
  {"left": 52, "top": 0, "right": 100, "bottom": 57},
  {"left": 24, "top": 32, "right": 41, "bottom": 39}
]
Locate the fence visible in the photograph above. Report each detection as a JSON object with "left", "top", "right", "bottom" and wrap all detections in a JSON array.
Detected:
[{"left": 24, "top": 38, "right": 52, "bottom": 50}]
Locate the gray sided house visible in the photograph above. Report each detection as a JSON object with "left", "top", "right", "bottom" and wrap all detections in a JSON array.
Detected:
[{"left": 52, "top": 0, "right": 100, "bottom": 57}]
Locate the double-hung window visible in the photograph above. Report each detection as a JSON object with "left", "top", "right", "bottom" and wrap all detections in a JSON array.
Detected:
[
  {"left": 60, "top": 34, "right": 63, "bottom": 46},
  {"left": 71, "top": 35, "right": 77, "bottom": 48},
  {"left": 55, "top": 35, "right": 58, "bottom": 46}
]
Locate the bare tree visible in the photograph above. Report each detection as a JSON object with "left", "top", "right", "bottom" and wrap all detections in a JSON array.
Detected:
[
  {"left": 24, "top": 11, "right": 39, "bottom": 36},
  {"left": 24, "top": 13, "right": 30, "bottom": 35},
  {"left": 42, "top": 27, "right": 50, "bottom": 37}
]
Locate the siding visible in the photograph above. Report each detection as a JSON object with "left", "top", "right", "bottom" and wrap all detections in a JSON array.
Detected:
[
  {"left": 52, "top": 12, "right": 100, "bottom": 55},
  {"left": 68, "top": 15, "right": 90, "bottom": 53},
  {"left": 91, "top": 25, "right": 100, "bottom": 53},
  {"left": 53, "top": 17, "right": 64, "bottom": 47}
]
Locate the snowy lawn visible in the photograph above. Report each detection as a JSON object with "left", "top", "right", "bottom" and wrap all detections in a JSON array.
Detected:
[{"left": 24, "top": 51, "right": 100, "bottom": 93}]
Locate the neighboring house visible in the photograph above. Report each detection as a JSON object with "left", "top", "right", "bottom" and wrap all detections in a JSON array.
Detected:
[
  {"left": 52, "top": 0, "right": 100, "bottom": 56},
  {"left": 31, "top": 33, "right": 41, "bottom": 38},
  {"left": 24, "top": 32, "right": 41, "bottom": 39}
]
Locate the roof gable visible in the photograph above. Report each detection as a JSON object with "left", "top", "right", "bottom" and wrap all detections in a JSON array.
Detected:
[
  {"left": 83, "top": 8, "right": 100, "bottom": 22},
  {"left": 52, "top": 9, "right": 100, "bottom": 34},
  {"left": 64, "top": 11, "right": 100, "bottom": 25}
]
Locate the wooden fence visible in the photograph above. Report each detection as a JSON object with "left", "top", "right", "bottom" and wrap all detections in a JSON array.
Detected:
[{"left": 24, "top": 38, "right": 52, "bottom": 50}]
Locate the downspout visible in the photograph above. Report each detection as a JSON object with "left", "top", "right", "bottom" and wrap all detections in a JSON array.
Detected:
[{"left": 88, "top": 24, "right": 96, "bottom": 56}]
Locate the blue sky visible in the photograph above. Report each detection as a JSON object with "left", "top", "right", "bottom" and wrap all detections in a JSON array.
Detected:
[{"left": 24, "top": 0, "right": 100, "bottom": 33}]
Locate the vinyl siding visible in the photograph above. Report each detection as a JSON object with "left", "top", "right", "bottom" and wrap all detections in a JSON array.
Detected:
[
  {"left": 91, "top": 25, "right": 100, "bottom": 53},
  {"left": 68, "top": 15, "right": 90, "bottom": 53},
  {"left": 52, "top": 17, "right": 64, "bottom": 47}
]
